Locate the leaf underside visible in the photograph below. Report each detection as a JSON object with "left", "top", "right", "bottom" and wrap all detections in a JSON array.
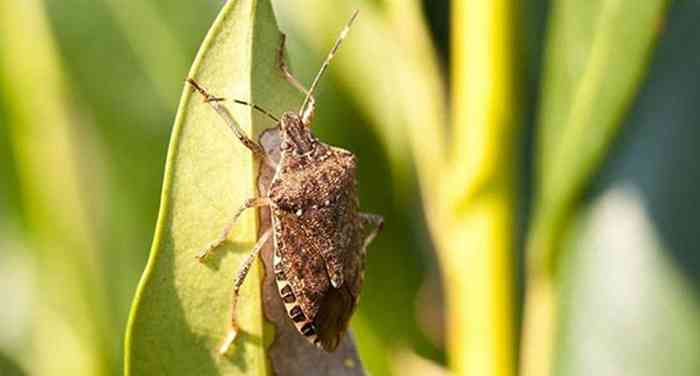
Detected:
[{"left": 124, "top": 0, "right": 364, "bottom": 374}]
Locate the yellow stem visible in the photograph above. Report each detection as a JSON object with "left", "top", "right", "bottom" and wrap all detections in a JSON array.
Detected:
[
  {"left": 519, "top": 274, "right": 557, "bottom": 376},
  {"left": 441, "top": 0, "right": 517, "bottom": 375}
]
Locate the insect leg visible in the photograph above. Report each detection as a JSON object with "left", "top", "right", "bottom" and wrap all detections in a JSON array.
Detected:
[
  {"left": 196, "top": 197, "right": 271, "bottom": 262},
  {"left": 186, "top": 78, "right": 275, "bottom": 168},
  {"left": 218, "top": 227, "right": 272, "bottom": 355},
  {"left": 359, "top": 213, "right": 384, "bottom": 251},
  {"left": 276, "top": 33, "right": 316, "bottom": 125}
]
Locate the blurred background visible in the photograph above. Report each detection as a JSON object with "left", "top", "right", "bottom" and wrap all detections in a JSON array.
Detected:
[{"left": 1, "top": 0, "right": 699, "bottom": 375}]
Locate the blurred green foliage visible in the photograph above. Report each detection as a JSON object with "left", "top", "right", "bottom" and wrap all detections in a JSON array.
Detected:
[
  {"left": 1, "top": 0, "right": 699, "bottom": 375},
  {"left": 521, "top": 1, "right": 670, "bottom": 374}
]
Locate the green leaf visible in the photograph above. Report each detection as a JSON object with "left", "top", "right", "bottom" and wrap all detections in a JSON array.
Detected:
[
  {"left": 125, "top": 1, "right": 365, "bottom": 375},
  {"left": 124, "top": 0, "right": 295, "bottom": 373}
]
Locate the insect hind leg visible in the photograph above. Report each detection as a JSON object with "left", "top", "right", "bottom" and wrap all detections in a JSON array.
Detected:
[
  {"left": 218, "top": 228, "right": 272, "bottom": 355},
  {"left": 360, "top": 212, "right": 383, "bottom": 251}
]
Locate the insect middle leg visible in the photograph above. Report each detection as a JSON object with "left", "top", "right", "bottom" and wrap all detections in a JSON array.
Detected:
[
  {"left": 196, "top": 197, "right": 271, "bottom": 262},
  {"left": 218, "top": 227, "right": 272, "bottom": 355},
  {"left": 276, "top": 34, "right": 316, "bottom": 125}
]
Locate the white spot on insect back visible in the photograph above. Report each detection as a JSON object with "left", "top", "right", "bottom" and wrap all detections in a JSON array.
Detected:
[
  {"left": 296, "top": 208, "right": 303, "bottom": 217},
  {"left": 330, "top": 275, "right": 343, "bottom": 288}
]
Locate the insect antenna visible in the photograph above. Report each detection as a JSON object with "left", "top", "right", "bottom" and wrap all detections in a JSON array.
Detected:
[
  {"left": 298, "top": 9, "right": 359, "bottom": 116},
  {"left": 233, "top": 99, "right": 279, "bottom": 123},
  {"left": 186, "top": 78, "right": 279, "bottom": 123}
]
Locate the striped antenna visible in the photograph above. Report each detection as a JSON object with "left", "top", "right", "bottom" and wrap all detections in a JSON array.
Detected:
[
  {"left": 299, "top": 9, "right": 359, "bottom": 115},
  {"left": 233, "top": 99, "right": 279, "bottom": 122}
]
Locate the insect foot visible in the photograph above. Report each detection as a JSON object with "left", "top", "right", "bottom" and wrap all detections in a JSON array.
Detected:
[
  {"left": 195, "top": 243, "right": 216, "bottom": 263},
  {"left": 218, "top": 324, "right": 239, "bottom": 355}
]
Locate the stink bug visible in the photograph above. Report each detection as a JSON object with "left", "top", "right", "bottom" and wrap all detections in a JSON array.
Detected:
[{"left": 187, "top": 10, "right": 383, "bottom": 354}]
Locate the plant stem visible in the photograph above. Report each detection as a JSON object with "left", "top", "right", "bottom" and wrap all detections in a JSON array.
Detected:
[{"left": 443, "top": 0, "right": 517, "bottom": 375}]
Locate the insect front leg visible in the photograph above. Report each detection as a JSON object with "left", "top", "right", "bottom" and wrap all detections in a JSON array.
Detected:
[
  {"left": 196, "top": 197, "right": 271, "bottom": 262},
  {"left": 186, "top": 78, "right": 275, "bottom": 168},
  {"left": 359, "top": 213, "right": 384, "bottom": 251},
  {"left": 276, "top": 34, "right": 316, "bottom": 125},
  {"left": 218, "top": 227, "right": 272, "bottom": 355}
]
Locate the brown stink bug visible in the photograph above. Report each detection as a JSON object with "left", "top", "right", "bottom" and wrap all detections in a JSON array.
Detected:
[{"left": 186, "top": 10, "right": 383, "bottom": 354}]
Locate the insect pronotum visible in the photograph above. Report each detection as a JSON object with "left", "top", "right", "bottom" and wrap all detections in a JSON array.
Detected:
[{"left": 187, "top": 10, "right": 383, "bottom": 354}]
